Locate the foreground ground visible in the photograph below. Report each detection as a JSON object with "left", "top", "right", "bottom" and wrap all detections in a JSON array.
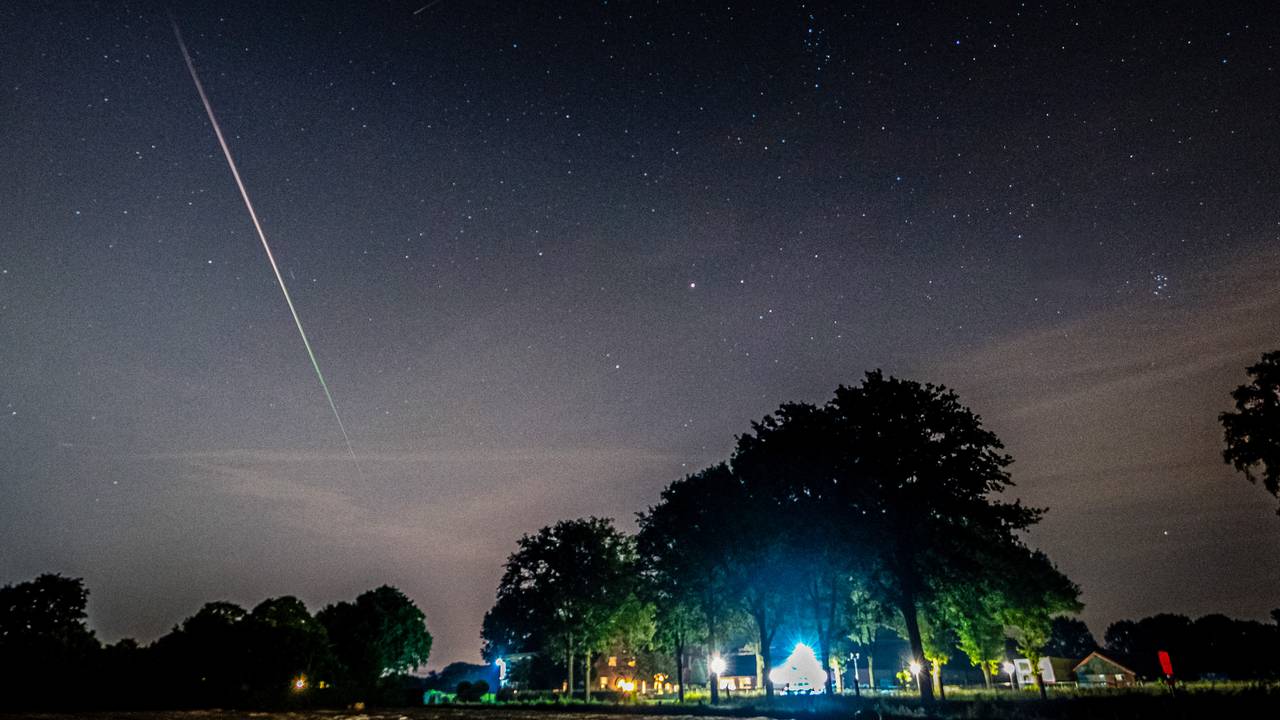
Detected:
[{"left": 6, "top": 689, "right": 1280, "bottom": 720}]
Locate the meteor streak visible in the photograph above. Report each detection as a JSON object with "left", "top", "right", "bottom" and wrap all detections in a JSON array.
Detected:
[{"left": 171, "top": 17, "right": 361, "bottom": 475}]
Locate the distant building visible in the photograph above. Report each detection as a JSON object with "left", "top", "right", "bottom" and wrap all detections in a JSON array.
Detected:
[
  {"left": 1013, "top": 656, "right": 1077, "bottom": 686},
  {"left": 1073, "top": 651, "right": 1137, "bottom": 687},
  {"left": 716, "top": 651, "right": 758, "bottom": 692},
  {"left": 593, "top": 651, "right": 673, "bottom": 694}
]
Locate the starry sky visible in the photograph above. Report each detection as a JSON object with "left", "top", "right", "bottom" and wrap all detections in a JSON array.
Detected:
[{"left": 2, "top": 1, "right": 1278, "bottom": 667}]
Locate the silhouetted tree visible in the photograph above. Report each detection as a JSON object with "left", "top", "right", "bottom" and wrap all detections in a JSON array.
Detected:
[
  {"left": 481, "top": 517, "right": 638, "bottom": 700},
  {"left": 825, "top": 371, "right": 1042, "bottom": 704},
  {"left": 0, "top": 574, "right": 100, "bottom": 708},
  {"left": 152, "top": 601, "right": 252, "bottom": 705},
  {"left": 1044, "top": 616, "right": 1098, "bottom": 659},
  {"left": 1106, "top": 613, "right": 1198, "bottom": 679},
  {"left": 1221, "top": 350, "right": 1280, "bottom": 512},
  {"left": 733, "top": 402, "right": 853, "bottom": 697},
  {"left": 318, "top": 585, "right": 432, "bottom": 696},
  {"left": 638, "top": 466, "right": 742, "bottom": 704},
  {"left": 244, "top": 596, "right": 334, "bottom": 702}
]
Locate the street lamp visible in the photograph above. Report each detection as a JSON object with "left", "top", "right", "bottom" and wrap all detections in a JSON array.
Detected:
[
  {"left": 1002, "top": 661, "right": 1016, "bottom": 690},
  {"left": 710, "top": 655, "right": 727, "bottom": 676},
  {"left": 908, "top": 661, "right": 922, "bottom": 695},
  {"left": 709, "top": 655, "right": 727, "bottom": 703}
]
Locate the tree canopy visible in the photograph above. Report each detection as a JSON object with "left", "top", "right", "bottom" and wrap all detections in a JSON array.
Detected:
[
  {"left": 319, "top": 585, "right": 433, "bottom": 693},
  {"left": 1221, "top": 350, "right": 1280, "bottom": 510},
  {"left": 481, "top": 516, "right": 642, "bottom": 698},
  {"left": 632, "top": 371, "right": 1068, "bottom": 705}
]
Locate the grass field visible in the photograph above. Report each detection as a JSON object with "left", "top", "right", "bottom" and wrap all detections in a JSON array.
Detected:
[{"left": 5, "top": 686, "right": 1279, "bottom": 720}]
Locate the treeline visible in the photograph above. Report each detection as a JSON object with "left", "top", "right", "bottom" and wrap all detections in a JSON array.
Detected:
[
  {"left": 0, "top": 573, "right": 432, "bottom": 710},
  {"left": 1033, "top": 615, "right": 1280, "bottom": 683},
  {"left": 482, "top": 372, "right": 1082, "bottom": 704},
  {"left": 1103, "top": 612, "right": 1280, "bottom": 680}
]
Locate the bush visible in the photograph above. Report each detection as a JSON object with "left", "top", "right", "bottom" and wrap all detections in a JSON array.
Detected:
[{"left": 456, "top": 679, "right": 490, "bottom": 702}]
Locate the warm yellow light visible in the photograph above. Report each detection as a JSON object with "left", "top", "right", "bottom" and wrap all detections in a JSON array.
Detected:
[{"left": 292, "top": 674, "right": 308, "bottom": 691}]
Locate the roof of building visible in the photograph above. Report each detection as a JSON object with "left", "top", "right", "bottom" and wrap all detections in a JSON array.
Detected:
[{"left": 1072, "top": 651, "right": 1137, "bottom": 676}]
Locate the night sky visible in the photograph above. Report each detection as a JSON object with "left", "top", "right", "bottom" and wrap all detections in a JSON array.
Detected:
[{"left": 2, "top": 1, "right": 1278, "bottom": 667}]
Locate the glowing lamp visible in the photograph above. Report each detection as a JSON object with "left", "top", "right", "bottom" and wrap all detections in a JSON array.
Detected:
[
  {"left": 709, "top": 656, "right": 727, "bottom": 675},
  {"left": 769, "top": 643, "right": 828, "bottom": 693}
]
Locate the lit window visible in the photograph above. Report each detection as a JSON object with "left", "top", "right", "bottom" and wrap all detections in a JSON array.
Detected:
[{"left": 608, "top": 656, "right": 617, "bottom": 667}]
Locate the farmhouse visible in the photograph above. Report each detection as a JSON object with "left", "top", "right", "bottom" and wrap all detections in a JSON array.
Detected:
[{"left": 1073, "top": 651, "right": 1137, "bottom": 687}]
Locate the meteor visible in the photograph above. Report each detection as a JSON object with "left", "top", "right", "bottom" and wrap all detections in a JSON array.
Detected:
[{"left": 171, "top": 17, "right": 361, "bottom": 475}]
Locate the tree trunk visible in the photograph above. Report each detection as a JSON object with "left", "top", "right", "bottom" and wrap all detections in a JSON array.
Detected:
[
  {"left": 850, "top": 655, "right": 860, "bottom": 697},
  {"left": 867, "top": 655, "right": 875, "bottom": 694},
  {"left": 567, "top": 634, "right": 575, "bottom": 700},
  {"left": 1034, "top": 669, "right": 1047, "bottom": 700},
  {"left": 935, "top": 664, "right": 946, "bottom": 700},
  {"left": 675, "top": 634, "right": 685, "bottom": 703},
  {"left": 584, "top": 652, "right": 592, "bottom": 702},
  {"left": 760, "top": 639, "right": 774, "bottom": 701},
  {"left": 980, "top": 663, "right": 991, "bottom": 689},
  {"left": 823, "top": 573, "right": 840, "bottom": 695},
  {"left": 818, "top": 640, "right": 832, "bottom": 695},
  {"left": 753, "top": 604, "right": 775, "bottom": 700},
  {"left": 899, "top": 593, "right": 934, "bottom": 704},
  {"left": 706, "top": 597, "right": 720, "bottom": 705}
]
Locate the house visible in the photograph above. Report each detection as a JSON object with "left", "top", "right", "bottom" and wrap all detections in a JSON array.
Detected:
[
  {"left": 1013, "top": 656, "right": 1077, "bottom": 686},
  {"left": 593, "top": 651, "right": 674, "bottom": 694},
  {"left": 716, "top": 651, "right": 758, "bottom": 692},
  {"left": 1073, "top": 651, "right": 1137, "bottom": 687}
]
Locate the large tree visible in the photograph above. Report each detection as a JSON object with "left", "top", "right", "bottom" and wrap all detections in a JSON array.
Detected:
[
  {"left": 640, "top": 458, "right": 747, "bottom": 702},
  {"left": 245, "top": 596, "right": 334, "bottom": 700},
  {"left": 637, "top": 465, "right": 741, "bottom": 704},
  {"left": 999, "top": 549, "right": 1082, "bottom": 700},
  {"left": 1221, "top": 350, "right": 1280, "bottom": 511},
  {"left": 152, "top": 601, "right": 252, "bottom": 704},
  {"left": 481, "top": 517, "right": 638, "bottom": 699},
  {"left": 947, "top": 582, "right": 1007, "bottom": 689},
  {"left": 1043, "top": 616, "right": 1098, "bottom": 659},
  {"left": 0, "top": 574, "right": 100, "bottom": 707},
  {"left": 732, "top": 402, "right": 853, "bottom": 697},
  {"left": 318, "top": 585, "right": 432, "bottom": 694},
  {"left": 825, "top": 371, "right": 1042, "bottom": 704}
]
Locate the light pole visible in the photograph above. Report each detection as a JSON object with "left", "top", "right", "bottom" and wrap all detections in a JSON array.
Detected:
[
  {"left": 908, "top": 661, "right": 922, "bottom": 697},
  {"left": 709, "top": 656, "right": 727, "bottom": 704}
]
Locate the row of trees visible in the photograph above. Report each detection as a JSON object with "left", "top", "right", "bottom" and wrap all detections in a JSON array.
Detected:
[
  {"left": 1031, "top": 614, "right": 1280, "bottom": 682},
  {"left": 1104, "top": 612, "right": 1280, "bottom": 681},
  {"left": 482, "top": 372, "right": 1082, "bottom": 704},
  {"left": 0, "top": 573, "right": 432, "bottom": 709}
]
